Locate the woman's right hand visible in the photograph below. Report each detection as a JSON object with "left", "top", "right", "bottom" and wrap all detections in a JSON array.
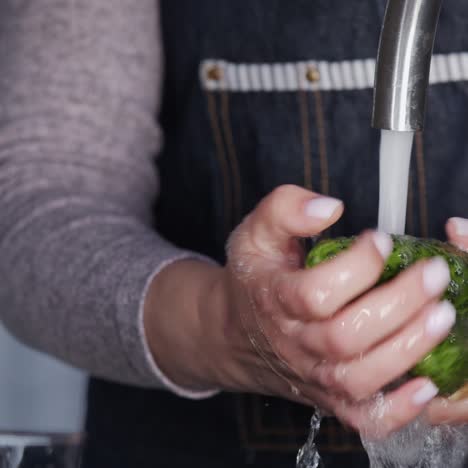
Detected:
[{"left": 145, "top": 185, "right": 454, "bottom": 438}]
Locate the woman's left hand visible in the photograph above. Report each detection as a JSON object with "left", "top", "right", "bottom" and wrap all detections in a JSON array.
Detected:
[{"left": 427, "top": 217, "right": 468, "bottom": 425}]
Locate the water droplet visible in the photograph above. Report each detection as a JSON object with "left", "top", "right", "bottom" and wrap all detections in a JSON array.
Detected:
[
  {"left": 291, "top": 385, "right": 301, "bottom": 396},
  {"left": 406, "top": 331, "right": 423, "bottom": 350}
]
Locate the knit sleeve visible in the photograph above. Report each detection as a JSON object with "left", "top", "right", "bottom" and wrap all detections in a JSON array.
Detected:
[{"left": 0, "top": 0, "right": 217, "bottom": 398}]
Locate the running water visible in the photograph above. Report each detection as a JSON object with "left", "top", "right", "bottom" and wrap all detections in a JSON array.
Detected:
[
  {"left": 362, "top": 129, "right": 468, "bottom": 467},
  {"left": 296, "top": 130, "right": 415, "bottom": 468},
  {"left": 377, "top": 130, "right": 414, "bottom": 235},
  {"left": 296, "top": 409, "right": 324, "bottom": 468},
  {"left": 362, "top": 416, "right": 468, "bottom": 468},
  {"left": 297, "top": 129, "right": 468, "bottom": 468}
]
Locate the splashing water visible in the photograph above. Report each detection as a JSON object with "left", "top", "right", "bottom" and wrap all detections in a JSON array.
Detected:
[
  {"left": 362, "top": 418, "right": 468, "bottom": 468},
  {"left": 296, "top": 409, "right": 324, "bottom": 468}
]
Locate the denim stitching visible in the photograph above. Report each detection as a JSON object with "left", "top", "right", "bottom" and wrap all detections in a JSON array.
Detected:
[
  {"left": 205, "top": 90, "right": 233, "bottom": 236},
  {"left": 220, "top": 91, "right": 243, "bottom": 225}
]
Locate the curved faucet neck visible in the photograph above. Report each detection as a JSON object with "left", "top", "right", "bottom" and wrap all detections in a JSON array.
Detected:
[{"left": 372, "top": 0, "right": 444, "bottom": 132}]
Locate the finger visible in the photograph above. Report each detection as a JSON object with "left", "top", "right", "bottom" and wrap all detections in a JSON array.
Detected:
[
  {"left": 335, "top": 378, "right": 439, "bottom": 439},
  {"left": 248, "top": 185, "right": 343, "bottom": 253},
  {"left": 427, "top": 397, "right": 468, "bottom": 425},
  {"left": 276, "top": 230, "right": 392, "bottom": 320},
  {"left": 446, "top": 217, "right": 468, "bottom": 251},
  {"left": 299, "top": 257, "right": 451, "bottom": 359},
  {"left": 333, "top": 301, "right": 455, "bottom": 401}
]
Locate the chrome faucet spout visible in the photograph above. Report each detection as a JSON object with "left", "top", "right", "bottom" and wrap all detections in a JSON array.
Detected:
[{"left": 372, "top": 0, "right": 443, "bottom": 132}]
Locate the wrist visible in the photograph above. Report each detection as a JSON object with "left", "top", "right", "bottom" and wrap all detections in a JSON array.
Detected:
[{"left": 143, "top": 258, "right": 228, "bottom": 392}]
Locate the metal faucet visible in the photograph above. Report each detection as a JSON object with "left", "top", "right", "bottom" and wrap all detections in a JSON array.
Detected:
[{"left": 372, "top": 0, "right": 444, "bottom": 132}]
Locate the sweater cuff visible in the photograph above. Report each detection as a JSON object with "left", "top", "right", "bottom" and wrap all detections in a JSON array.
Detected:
[{"left": 116, "top": 243, "right": 220, "bottom": 399}]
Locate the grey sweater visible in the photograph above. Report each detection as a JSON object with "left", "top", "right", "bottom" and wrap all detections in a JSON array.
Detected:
[{"left": 0, "top": 0, "right": 212, "bottom": 398}]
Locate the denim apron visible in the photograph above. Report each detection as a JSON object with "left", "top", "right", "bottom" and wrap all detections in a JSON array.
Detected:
[{"left": 83, "top": 1, "right": 468, "bottom": 467}]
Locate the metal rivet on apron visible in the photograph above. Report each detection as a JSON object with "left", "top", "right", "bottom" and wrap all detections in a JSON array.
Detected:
[
  {"left": 206, "top": 65, "right": 224, "bottom": 81},
  {"left": 306, "top": 67, "right": 320, "bottom": 83}
]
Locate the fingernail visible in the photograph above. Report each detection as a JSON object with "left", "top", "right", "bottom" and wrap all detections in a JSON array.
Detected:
[
  {"left": 412, "top": 380, "right": 439, "bottom": 406},
  {"left": 372, "top": 231, "right": 393, "bottom": 260},
  {"left": 426, "top": 301, "right": 456, "bottom": 337},
  {"left": 450, "top": 217, "right": 468, "bottom": 236},
  {"left": 305, "top": 197, "right": 342, "bottom": 219},
  {"left": 423, "top": 257, "right": 450, "bottom": 296}
]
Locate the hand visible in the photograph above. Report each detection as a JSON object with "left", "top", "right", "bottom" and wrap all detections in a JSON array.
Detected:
[
  {"left": 427, "top": 217, "right": 468, "bottom": 426},
  {"left": 219, "top": 185, "right": 454, "bottom": 438},
  {"left": 145, "top": 185, "right": 454, "bottom": 438}
]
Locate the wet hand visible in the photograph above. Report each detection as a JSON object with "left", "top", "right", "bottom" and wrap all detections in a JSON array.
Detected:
[
  {"left": 426, "top": 217, "right": 468, "bottom": 426},
  {"left": 216, "top": 185, "right": 453, "bottom": 438}
]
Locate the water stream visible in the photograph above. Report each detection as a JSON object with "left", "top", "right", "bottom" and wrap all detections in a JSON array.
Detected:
[
  {"left": 362, "top": 129, "right": 468, "bottom": 466},
  {"left": 377, "top": 130, "right": 414, "bottom": 235},
  {"left": 296, "top": 130, "right": 468, "bottom": 467},
  {"left": 296, "top": 409, "right": 324, "bottom": 468}
]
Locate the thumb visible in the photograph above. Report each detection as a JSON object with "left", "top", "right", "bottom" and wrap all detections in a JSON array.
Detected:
[
  {"left": 446, "top": 217, "right": 468, "bottom": 251},
  {"left": 247, "top": 185, "right": 343, "bottom": 251}
]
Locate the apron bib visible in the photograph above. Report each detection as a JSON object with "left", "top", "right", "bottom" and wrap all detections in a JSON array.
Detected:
[{"left": 84, "top": 1, "right": 468, "bottom": 466}]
